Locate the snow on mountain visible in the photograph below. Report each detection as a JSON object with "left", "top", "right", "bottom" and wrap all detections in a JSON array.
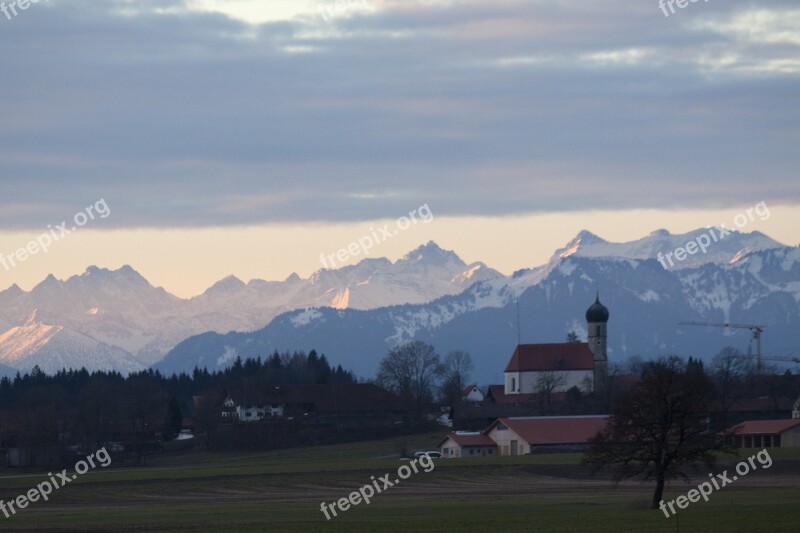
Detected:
[
  {"left": 0, "top": 311, "right": 143, "bottom": 374},
  {"left": 158, "top": 242, "right": 800, "bottom": 383},
  {"left": 0, "top": 265, "right": 188, "bottom": 370},
  {"left": 553, "top": 229, "right": 783, "bottom": 269},
  {"left": 184, "top": 242, "right": 502, "bottom": 330},
  {"left": 0, "top": 311, "right": 62, "bottom": 361},
  {"left": 4, "top": 232, "right": 796, "bottom": 378},
  {"left": 0, "top": 242, "right": 500, "bottom": 373}
]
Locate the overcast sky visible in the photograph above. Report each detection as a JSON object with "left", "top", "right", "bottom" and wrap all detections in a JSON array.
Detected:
[{"left": 1, "top": 0, "right": 798, "bottom": 296}]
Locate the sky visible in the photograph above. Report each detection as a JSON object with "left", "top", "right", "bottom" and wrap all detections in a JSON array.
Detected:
[{"left": 1, "top": 0, "right": 798, "bottom": 298}]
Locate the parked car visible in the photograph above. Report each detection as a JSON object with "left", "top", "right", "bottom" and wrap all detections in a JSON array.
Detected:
[{"left": 412, "top": 451, "right": 441, "bottom": 459}]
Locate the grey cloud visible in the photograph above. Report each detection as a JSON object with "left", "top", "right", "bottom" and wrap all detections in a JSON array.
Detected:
[{"left": 0, "top": 0, "right": 798, "bottom": 228}]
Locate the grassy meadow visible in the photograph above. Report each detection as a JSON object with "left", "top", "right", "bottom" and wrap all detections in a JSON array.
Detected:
[{"left": 1, "top": 432, "right": 798, "bottom": 532}]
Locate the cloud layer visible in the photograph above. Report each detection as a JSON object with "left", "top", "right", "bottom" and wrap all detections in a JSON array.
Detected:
[{"left": 1, "top": 0, "right": 798, "bottom": 229}]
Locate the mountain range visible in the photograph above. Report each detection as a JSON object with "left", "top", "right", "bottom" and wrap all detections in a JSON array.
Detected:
[
  {"left": 2, "top": 229, "right": 798, "bottom": 383},
  {"left": 155, "top": 229, "right": 799, "bottom": 383},
  {"left": 0, "top": 242, "right": 498, "bottom": 374}
]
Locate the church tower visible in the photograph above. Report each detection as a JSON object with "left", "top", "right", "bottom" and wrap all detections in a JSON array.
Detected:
[{"left": 586, "top": 294, "right": 609, "bottom": 392}]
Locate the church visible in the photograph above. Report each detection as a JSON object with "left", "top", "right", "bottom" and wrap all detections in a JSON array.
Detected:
[{"left": 503, "top": 295, "right": 609, "bottom": 394}]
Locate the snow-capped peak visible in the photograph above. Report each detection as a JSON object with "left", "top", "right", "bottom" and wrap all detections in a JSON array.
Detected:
[
  {"left": 551, "top": 228, "right": 784, "bottom": 269},
  {"left": 399, "top": 241, "right": 461, "bottom": 266},
  {"left": 555, "top": 230, "right": 609, "bottom": 259}
]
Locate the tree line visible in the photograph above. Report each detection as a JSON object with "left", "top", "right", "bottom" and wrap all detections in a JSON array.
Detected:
[{"left": 0, "top": 350, "right": 355, "bottom": 465}]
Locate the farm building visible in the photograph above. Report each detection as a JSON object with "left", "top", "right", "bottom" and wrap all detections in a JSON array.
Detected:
[
  {"left": 438, "top": 432, "right": 498, "bottom": 458},
  {"left": 726, "top": 419, "right": 800, "bottom": 449},
  {"left": 439, "top": 415, "right": 609, "bottom": 457},
  {"left": 486, "top": 416, "right": 609, "bottom": 455}
]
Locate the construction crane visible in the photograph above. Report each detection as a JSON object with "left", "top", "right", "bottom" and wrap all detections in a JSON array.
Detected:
[
  {"left": 678, "top": 321, "right": 800, "bottom": 371},
  {"left": 679, "top": 322, "right": 768, "bottom": 372},
  {"left": 759, "top": 355, "right": 800, "bottom": 364}
]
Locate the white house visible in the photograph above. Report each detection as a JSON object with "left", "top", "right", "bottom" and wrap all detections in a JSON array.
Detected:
[
  {"left": 462, "top": 384, "right": 484, "bottom": 402},
  {"left": 221, "top": 397, "right": 237, "bottom": 420},
  {"left": 222, "top": 396, "right": 284, "bottom": 422},
  {"left": 438, "top": 431, "right": 498, "bottom": 458},
  {"left": 235, "top": 404, "right": 284, "bottom": 422}
]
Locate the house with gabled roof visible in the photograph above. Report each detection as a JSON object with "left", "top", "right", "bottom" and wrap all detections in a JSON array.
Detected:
[
  {"left": 725, "top": 419, "right": 800, "bottom": 449},
  {"left": 486, "top": 415, "right": 609, "bottom": 455},
  {"left": 461, "top": 384, "right": 484, "bottom": 402},
  {"left": 438, "top": 415, "right": 609, "bottom": 457},
  {"left": 438, "top": 431, "right": 498, "bottom": 458}
]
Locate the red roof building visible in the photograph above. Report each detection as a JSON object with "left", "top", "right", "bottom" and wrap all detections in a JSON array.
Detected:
[
  {"left": 486, "top": 416, "right": 609, "bottom": 455},
  {"left": 438, "top": 432, "right": 498, "bottom": 458},
  {"left": 505, "top": 343, "right": 594, "bottom": 372},
  {"left": 437, "top": 415, "right": 609, "bottom": 458},
  {"left": 504, "top": 343, "right": 595, "bottom": 396},
  {"left": 725, "top": 419, "right": 800, "bottom": 448},
  {"left": 501, "top": 296, "right": 610, "bottom": 395}
]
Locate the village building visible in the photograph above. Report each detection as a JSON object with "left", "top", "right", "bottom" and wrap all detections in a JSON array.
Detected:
[
  {"left": 438, "top": 431, "right": 498, "bottom": 458},
  {"left": 504, "top": 295, "right": 609, "bottom": 395},
  {"left": 439, "top": 415, "right": 609, "bottom": 457},
  {"left": 219, "top": 383, "right": 405, "bottom": 428},
  {"left": 726, "top": 419, "right": 800, "bottom": 449},
  {"left": 486, "top": 415, "right": 609, "bottom": 455},
  {"left": 462, "top": 384, "right": 484, "bottom": 402}
]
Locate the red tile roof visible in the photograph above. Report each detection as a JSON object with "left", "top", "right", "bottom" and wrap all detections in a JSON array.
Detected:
[
  {"left": 439, "top": 433, "right": 497, "bottom": 447},
  {"left": 493, "top": 416, "right": 609, "bottom": 445},
  {"left": 505, "top": 343, "right": 594, "bottom": 372},
  {"left": 727, "top": 419, "right": 800, "bottom": 435}
]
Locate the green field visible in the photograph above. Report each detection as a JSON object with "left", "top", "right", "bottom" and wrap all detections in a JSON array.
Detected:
[{"left": 1, "top": 434, "right": 799, "bottom": 532}]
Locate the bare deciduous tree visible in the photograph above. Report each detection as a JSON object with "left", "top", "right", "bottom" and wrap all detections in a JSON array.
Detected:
[
  {"left": 377, "top": 341, "right": 444, "bottom": 420},
  {"left": 439, "top": 350, "right": 474, "bottom": 417},
  {"left": 584, "top": 357, "right": 731, "bottom": 509}
]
